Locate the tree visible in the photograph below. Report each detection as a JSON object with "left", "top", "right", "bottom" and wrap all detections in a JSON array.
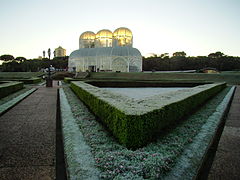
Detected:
[
  {"left": 0, "top": 54, "right": 14, "bottom": 61},
  {"left": 15, "top": 56, "right": 27, "bottom": 62},
  {"left": 208, "top": 51, "right": 224, "bottom": 58},
  {"left": 172, "top": 51, "right": 186, "bottom": 57},
  {"left": 48, "top": 48, "right": 51, "bottom": 59},
  {"left": 160, "top": 53, "right": 169, "bottom": 59}
]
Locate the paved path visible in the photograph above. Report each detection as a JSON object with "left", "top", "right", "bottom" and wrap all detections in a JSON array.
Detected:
[
  {"left": 0, "top": 81, "right": 58, "bottom": 180},
  {"left": 208, "top": 86, "right": 240, "bottom": 180}
]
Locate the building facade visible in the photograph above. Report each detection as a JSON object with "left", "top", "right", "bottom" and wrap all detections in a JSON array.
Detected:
[
  {"left": 54, "top": 46, "right": 66, "bottom": 57},
  {"left": 68, "top": 27, "right": 142, "bottom": 72}
]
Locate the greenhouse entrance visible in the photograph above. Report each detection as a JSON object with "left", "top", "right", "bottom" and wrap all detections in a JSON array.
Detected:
[
  {"left": 88, "top": 65, "right": 96, "bottom": 72},
  {"left": 112, "top": 58, "right": 128, "bottom": 72}
]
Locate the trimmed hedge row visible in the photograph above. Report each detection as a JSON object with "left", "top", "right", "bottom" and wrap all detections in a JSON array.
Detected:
[
  {"left": 70, "top": 81, "right": 226, "bottom": 149},
  {"left": 64, "top": 77, "right": 74, "bottom": 83},
  {"left": 0, "top": 77, "right": 41, "bottom": 84},
  {"left": 0, "top": 81, "right": 24, "bottom": 99},
  {"left": 64, "top": 77, "right": 82, "bottom": 83},
  {"left": 86, "top": 80, "right": 210, "bottom": 87},
  {"left": 21, "top": 77, "right": 41, "bottom": 84}
]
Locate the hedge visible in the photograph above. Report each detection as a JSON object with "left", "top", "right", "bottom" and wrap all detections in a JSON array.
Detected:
[
  {"left": 21, "top": 77, "right": 41, "bottom": 84},
  {"left": 0, "top": 77, "right": 41, "bottom": 84},
  {"left": 0, "top": 81, "right": 24, "bottom": 99},
  {"left": 63, "top": 77, "right": 86, "bottom": 83},
  {"left": 70, "top": 81, "right": 226, "bottom": 149},
  {"left": 86, "top": 80, "right": 209, "bottom": 87},
  {"left": 64, "top": 77, "right": 74, "bottom": 83}
]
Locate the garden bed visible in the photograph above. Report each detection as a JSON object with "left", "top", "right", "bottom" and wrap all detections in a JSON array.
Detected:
[
  {"left": 0, "top": 77, "right": 41, "bottom": 84},
  {"left": 0, "top": 81, "right": 24, "bottom": 99},
  {"left": 0, "top": 72, "right": 43, "bottom": 84},
  {"left": 70, "top": 81, "right": 226, "bottom": 148},
  {"left": 0, "top": 87, "right": 37, "bottom": 115},
  {"left": 61, "top": 84, "right": 234, "bottom": 179}
]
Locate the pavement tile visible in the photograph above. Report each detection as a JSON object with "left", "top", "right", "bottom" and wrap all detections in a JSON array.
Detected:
[
  {"left": 209, "top": 86, "right": 240, "bottom": 179},
  {"left": 225, "top": 119, "right": 240, "bottom": 127},
  {"left": 0, "top": 84, "right": 58, "bottom": 178},
  {"left": 0, "top": 145, "right": 55, "bottom": 167},
  {"left": 208, "top": 150, "right": 240, "bottom": 180},
  {"left": 0, "top": 166, "right": 55, "bottom": 180},
  {"left": 0, "top": 115, "right": 26, "bottom": 131},
  {"left": 1, "top": 131, "right": 55, "bottom": 146}
]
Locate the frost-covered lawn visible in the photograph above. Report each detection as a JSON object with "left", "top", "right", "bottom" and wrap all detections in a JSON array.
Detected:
[
  {"left": 101, "top": 87, "right": 188, "bottom": 100},
  {"left": 62, "top": 85, "right": 233, "bottom": 179}
]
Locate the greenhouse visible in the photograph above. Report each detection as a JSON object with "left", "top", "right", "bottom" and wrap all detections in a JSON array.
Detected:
[{"left": 68, "top": 27, "right": 142, "bottom": 72}]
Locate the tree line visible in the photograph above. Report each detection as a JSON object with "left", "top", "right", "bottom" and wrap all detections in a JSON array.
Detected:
[
  {"left": 1, "top": 51, "right": 240, "bottom": 72},
  {"left": 0, "top": 54, "right": 68, "bottom": 72},
  {"left": 143, "top": 51, "right": 240, "bottom": 71}
]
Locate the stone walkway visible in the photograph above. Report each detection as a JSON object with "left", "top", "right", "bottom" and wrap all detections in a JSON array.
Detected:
[
  {"left": 208, "top": 86, "right": 240, "bottom": 179},
  {"left": 0, "top": 81, "right": 58, "bottom": 180}
]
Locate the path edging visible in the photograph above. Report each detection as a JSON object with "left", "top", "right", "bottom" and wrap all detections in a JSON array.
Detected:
[
  {"left": 59, "top": 88, "right": 100, "bottom": 180},
  {"left": 163, "top": 86, "right": 236, "bottom": 180},
  {"left": 0, "top": 88, "right": 37, "bottom": 116}
]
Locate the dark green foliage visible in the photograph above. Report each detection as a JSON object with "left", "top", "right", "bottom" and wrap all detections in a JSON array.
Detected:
[
  {"left": 15, "top": 57, "right": 27, "bottom": 62},
  {"left": 70, "top": 82, "right": 226, "bottom": 149},
  {"left": 0, "top": 54, "right": 14, "bottom": 61},
  {"left": 172, "top": 51, "right": 186, "bottom": 57},
  {"left": 1, "top": 56, "right": 68, "bottom": 72},
  {"left": 52, "top": 72, "right": 74, "bottom": 80},
  {"left": 88, "top": 72, "right": 240, "bottom": 85},
  {"left": 87, "top": 80, "right": 208, "bottom": 87},
  {"left": 64, "top": 77, "right": 79, "bottom": 83},
  {"left": 0, "top": 72, "right": 43, "bottom": 84},
  {"left": 143, "top": 55, "right": 240, "bottom": 71},
  {"left": 20, "top": 77, "right": 41, "bottom": 84},
  {"left": 0, "top": 81, "right": 24, "bottom": 99}
]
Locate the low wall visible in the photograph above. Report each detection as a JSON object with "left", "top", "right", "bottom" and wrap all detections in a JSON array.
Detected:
[
  {"left": 0, "top": 81, "right": 24, "bottom": 99},
  {"left": 70, "top": 81, "right": 226, "bottom": 149}
]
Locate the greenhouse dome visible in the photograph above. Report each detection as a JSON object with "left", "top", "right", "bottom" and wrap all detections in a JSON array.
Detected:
[
  {"left": 68, "top": 27, "right": 142, "bottom": 73},
  {"left": 79, "top": 31, "right": 96, "bottom": 48},
  {"left": 95, "top": 29, "right": 113, "bottom": 47},
  {"left": 113, "top": 27, "right": 133, "bottom": 47}
]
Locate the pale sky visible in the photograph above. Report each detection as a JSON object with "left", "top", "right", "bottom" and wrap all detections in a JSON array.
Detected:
[{"left": 0, "top": 0, "right": 240, "bottom": 59}]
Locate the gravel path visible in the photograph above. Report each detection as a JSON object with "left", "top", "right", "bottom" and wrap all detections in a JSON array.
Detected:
[{"left": 0, "top": 81, "right": 58, "bottom": 180}]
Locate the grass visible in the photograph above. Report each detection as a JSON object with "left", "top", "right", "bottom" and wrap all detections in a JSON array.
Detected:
[
  {"left": 62, "top": 84, "right": 232, "bottom": 179},
  {"left": 87, "top": 72, "right": 240, "bottom": 85},
  {"left": 0, "top": 72, "right": 44, "bottom": 79}
]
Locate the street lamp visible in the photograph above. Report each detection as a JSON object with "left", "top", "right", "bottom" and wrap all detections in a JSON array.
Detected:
[{"left": 46, "top": 48, "right": 53, "bottom": 87}]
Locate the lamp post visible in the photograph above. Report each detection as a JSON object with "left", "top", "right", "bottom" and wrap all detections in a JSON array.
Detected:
[{"left": 46, "top": 48, "right": 53, "bottom": 87}]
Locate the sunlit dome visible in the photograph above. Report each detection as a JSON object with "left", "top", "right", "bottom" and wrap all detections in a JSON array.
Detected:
[
  {"left": 96, "top": 29, "right": 112, "bottom": 39},
  {"left": 113, "top": 27, "right": 133, "bottom": 47},
  {"left": 79, "top": 31, "right": 96, "bottom": 49},
  {"left": 95, "top": 29, "right": 113, "bottom": 47},
  {"left": 69, "top": 27, "right": 142, "bottom": 73},
  {"left": 80, "top": 31, "right": 96, "bottom": 40}
]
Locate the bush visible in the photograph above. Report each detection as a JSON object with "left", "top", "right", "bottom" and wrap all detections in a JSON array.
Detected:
[
  {"left": 52, "top": 72, "right": 74, "bottom": 80},
  {"left": 0, "top": 81, "right": 24, "bottom": 99},
  {"left": 70, "top": 81, "right": 226, "bottom": 149}
]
